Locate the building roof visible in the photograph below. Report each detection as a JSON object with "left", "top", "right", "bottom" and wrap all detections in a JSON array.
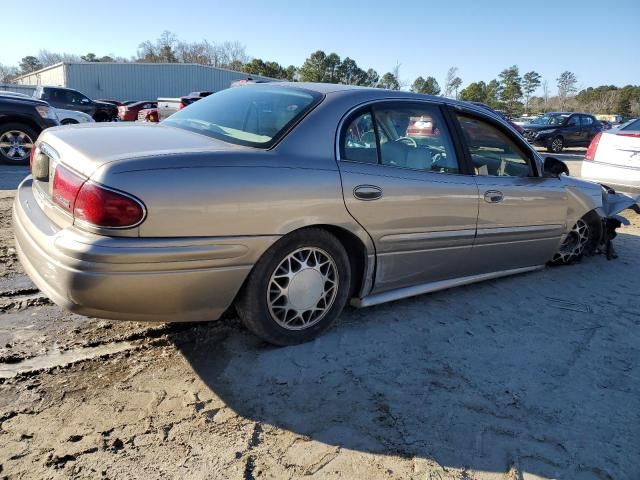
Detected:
[{"left": 14, "top": 62, "right": 279, "bottom": 82}]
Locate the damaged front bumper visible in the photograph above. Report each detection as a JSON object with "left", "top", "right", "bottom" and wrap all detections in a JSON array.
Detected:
[{"left": 595, "top": 186, "right": 640, "bottom": 259}]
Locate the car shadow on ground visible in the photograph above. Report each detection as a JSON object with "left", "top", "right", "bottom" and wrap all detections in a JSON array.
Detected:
[{"left": 173, "top": 231, "right": 640, "bottom": 479}]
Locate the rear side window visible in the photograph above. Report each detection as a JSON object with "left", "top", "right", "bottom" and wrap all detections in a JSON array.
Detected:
[
  {"left": 343, "top": 111, "right": 378, "bottom": 164},
  {"left": 581, "top": 116, "right": 594, "bottom": 126},
  {"left": 567, "top": 116, "right": 580, "bottom": 127},
  {"left": 456, "top": 114, "right": 533, "bottom": 177},
  {"left": 163, "top": 86, "right": 322, "bottom": 148},
  {"left": 341, "top": 103, "right": 460, "bottom": 174}
]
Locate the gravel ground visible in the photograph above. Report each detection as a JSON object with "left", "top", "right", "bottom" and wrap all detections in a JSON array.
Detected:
[{"left": 1, "top": 163, "right": 639, "bottom": 480}]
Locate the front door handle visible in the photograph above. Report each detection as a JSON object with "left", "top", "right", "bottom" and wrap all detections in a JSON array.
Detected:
[
  {"left": 484, "top": 190, "right": 504, "bottom": 203},
  {"left": 353, "top": 185, "right": 383, "bottom": 201}
]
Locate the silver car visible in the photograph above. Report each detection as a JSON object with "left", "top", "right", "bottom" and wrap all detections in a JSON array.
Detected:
[{"left": 13, "top": 84, "right": 640, "bottom": 345}]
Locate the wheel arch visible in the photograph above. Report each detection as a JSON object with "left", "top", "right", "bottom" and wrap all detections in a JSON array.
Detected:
[
  {"left": 0, "top": 116, "right": 42, "bottom": 136},
  {"left": 312, "top": 224, "right": 374, "bottom": 299}
]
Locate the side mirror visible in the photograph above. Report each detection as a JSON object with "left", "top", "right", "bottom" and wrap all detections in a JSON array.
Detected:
[{"left": 543, "top": 156, "right": 569, "bottom": 177}]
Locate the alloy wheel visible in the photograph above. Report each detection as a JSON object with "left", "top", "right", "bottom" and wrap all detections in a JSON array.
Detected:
[
  {"left": 0, "top": 130, "right": 34, "bottom": 162},
  {"left": 553, "top": 219, "right": 589, "bottom": 263},
  {"left": 267, "top": 247, "right": 339, "bottom": 330},
  {"left": 551, "top": 137, "right": 563, "bottom": 153}
]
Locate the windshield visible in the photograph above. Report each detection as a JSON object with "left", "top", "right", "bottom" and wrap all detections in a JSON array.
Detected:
[
  {"left": 163, "top": 86, "right": 321, "bottom": 148},
  {"left": 530, "top": 114, "right": 569, "bottom": 126}
]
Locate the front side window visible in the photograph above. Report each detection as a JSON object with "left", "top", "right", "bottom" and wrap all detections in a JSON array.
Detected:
[
  {"left": 581, "top": 115, "right": 593, "bottom": 126},
  {"left": 567, "top": 116, "right": 580, "bottom": 127},
  {"left": 164, "top": 86, "right": 321, "bottom": 148},
  {"left": 340, "top": 103, "right": 459, "bottom": 174},
  {"left": 456, "top": 114, "right": 533, "bottom": 177}
]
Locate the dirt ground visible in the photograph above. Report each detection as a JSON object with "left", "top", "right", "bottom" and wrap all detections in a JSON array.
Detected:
[{"left": 1, "top": 164, "right": 639, "bottom": 480}]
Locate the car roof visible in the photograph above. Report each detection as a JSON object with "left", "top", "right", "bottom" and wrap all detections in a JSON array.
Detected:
[
  {"left": 546, "top": 111, "right": 593, "bottom": 116},
  {"left": 244, "top": 82, "right": 488, "bottom": 111}
]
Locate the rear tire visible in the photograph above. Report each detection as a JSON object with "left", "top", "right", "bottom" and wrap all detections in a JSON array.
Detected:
[
  {"left": 236, "top": 228, "right": 351, "bottom": 346},
  {"left": 551, "top": 212, "right": 601, "bottom": 265},
  {"left": 0, "top": 123, "right": 37, "bottom": 165},
  {"left": 547, "top": 136, "right": 564, "bottom": 153}
]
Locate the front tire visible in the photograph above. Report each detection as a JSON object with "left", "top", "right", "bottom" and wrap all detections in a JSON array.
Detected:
[
  {"left": 0, "top": 123, "right": 37, "bottom": 165},
  {"left": 548, "top": 136, "right": 564, "bottom": 153},
  {"left": 552, "top": 212, "right": 601, "bottom": 265},
  {"left": 236, "top": 228, "right": 351, "bottom": 346}
]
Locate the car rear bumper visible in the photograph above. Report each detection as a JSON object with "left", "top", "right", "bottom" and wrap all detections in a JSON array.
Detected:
[
  {"left": 581, "top": 160, "right": 640, "bottom": 194},
  {"left": 13, "top": 177, "right": 277, "bottom": 322}
]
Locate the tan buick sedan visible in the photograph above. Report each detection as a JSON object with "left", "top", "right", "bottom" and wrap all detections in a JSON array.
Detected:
[{"left": 14, "top": 83, "right": 639, "bottom": 345}]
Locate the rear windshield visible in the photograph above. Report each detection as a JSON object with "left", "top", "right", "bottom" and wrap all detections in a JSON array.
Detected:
[
  {"left": 163, "top": 86, "right": 322, "bottom": 148},
  {"left": 621, "top": 118, "right": 640, "bottom": 131}
]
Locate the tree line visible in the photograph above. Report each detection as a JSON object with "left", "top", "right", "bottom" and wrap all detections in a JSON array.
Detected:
[{"left": 2, "top": 31, "right": 638, "bottom": 117}]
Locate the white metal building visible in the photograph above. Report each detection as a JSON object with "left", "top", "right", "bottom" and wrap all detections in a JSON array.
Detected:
[{"left": 13, "top": 62, "right": 275, "bottom": 101}]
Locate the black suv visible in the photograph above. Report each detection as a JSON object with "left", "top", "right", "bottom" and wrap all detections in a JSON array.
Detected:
[
  {"left": 522, "top": 112, "right": 602, "bottom": 153},
  {"left": 33, "top": 86, "right": 118, "bottom": 122},
  {"left": 0, "top": 93, "right": 60, "bottom": 164}
]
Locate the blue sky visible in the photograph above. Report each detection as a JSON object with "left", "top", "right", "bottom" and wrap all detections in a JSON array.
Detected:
[{"left": 1, "top": 0, "right": 638, "bottom": 94}]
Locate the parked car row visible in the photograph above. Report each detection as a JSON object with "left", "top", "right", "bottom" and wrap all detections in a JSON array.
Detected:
[{"left": 32, "top": 86, "right": 118, "bottom": 122}]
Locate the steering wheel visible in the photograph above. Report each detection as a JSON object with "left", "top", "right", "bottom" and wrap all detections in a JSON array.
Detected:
[{"left": 395, "top": 136, "right": 417, "bottom": 147}]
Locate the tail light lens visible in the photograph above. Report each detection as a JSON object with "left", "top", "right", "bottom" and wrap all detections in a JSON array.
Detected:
[
  {"left": 585, "top": 132, "right": 602, "bottom": 161},
  {"left": 616, "top": 132, "right": 640, "bottom": 137},
  {"left": 29, "top": 147, "right": 36, "bottom": 172},
  {"left": 74, "top": 183, "right": 145, "bottom": 228},
  {"left": 52, "top": 164, "right": 85, "bottom": 213},
  {"left": 179, "top": 102, "right": 186, "bottom": 110},
  {"left": 52, "top": 164, "right": 145, "bottom": 228}
]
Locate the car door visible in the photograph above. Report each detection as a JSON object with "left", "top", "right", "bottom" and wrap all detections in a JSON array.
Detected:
[
  {"left": 67, "top": 90, "right": 92, "bottom": 114},
  {"left": 564, "top": 114, "right": 582, "bottom": 146},
  {"left": 452, "top": 110, "right": 568, "bottom": 274},
  {"left": 337, "top": 101, "right": 479, "bottom": 293},
  {"left": 580, "top": 115, "right": 598, "bottom": 145}
]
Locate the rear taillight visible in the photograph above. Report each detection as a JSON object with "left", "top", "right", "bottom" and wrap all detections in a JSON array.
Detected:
[
  {"left": 74, "top": 182, "right": 145, "bottom": 228},
  {"left": 179, "top": 102, "right": 186, "bottom": 110},
  {"left": 29, "top": 147, "right": 36, "bottom": 173},
  {"left": 52, "top": 164, "right": 85, "bottom": 213},
  {"left": 616, "top": 132, "right": 640, "bottom": 137},
  {"left": 52, "top": 164, "right": 145, "bottom": 228},
  {"left": 585, "top": 132, "right": 602, "bottom": 161}
]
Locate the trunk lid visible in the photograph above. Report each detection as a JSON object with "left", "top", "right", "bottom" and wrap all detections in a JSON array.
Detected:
[
  {"left": 37, "top": 122, "right": 246, "bottom": 178},
  {"left": 595, "top": 130, "right": 640, "bottom": 168}
]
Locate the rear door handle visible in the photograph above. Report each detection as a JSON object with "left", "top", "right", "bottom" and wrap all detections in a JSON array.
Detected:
[
  {"left": 353, "top": 185, "right": 383, "bottom": 201},
  {"left": 484, "top": 190, "right": 504, "bottom": 203}
]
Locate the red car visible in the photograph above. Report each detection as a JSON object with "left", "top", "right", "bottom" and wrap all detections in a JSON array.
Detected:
[
  {"left": 118, "top": 101, "right": 157, "bottom": 121},
  {"left": 137, "top": 107, "right": 159, "bottom": 123},
  {"left": 406, "top": 115, "right": 440, "bottom": 138}
]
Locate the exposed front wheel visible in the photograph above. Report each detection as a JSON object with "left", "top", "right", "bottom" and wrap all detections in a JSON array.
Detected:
[
  {"left": 548, "top": 136, "right": 564, "bottom": 153},
  {"left": 552, "top": 213, "right": 601, "bottom": 265},
  {"left": 236, "top": 228, "right": 351, "bottom": 345}
]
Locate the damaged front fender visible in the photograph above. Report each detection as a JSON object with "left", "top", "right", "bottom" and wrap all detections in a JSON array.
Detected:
[{"left": 594, "top": 187, "right": 640, "bottom": 259}]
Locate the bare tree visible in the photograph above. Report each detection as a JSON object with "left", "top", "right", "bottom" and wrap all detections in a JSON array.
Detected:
[
  {"left": 557, "top": 71, "right": 578, "bottom": 110},
  {"left": 444, "top": 67, "right": 459, "bottom": 97},
  {"left": 37, "top": 50, "right": 81, "bottom": 66},
  {"left": 0, "top": 63, "right": 19, "bottom": 83},
  {"left": 542, "top": 79, "right": 550, "bottom": 112}
]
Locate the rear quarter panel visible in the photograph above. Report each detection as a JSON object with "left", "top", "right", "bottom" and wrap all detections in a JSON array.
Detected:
[{"left": 89, "top": 151, "right": 370, "bottom": 241}]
